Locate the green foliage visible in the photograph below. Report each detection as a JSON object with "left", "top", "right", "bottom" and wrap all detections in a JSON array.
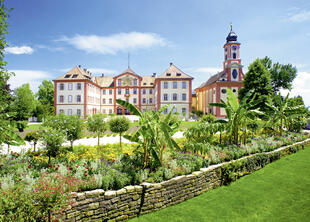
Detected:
[
  {"left": 260, "top": 56, "right": 297, "bottom": 93},
  {"left": 118, "top": 99, "right": 180, "bottom": 169},
  {"left": 24, "top": 130, "right": 42, "bottom": 152},
  {"left": 239, "top": 58, "right": 273, "bottom": 110},
  {"left": 41, "top": 129, "right": 65, "bottom": 163},
  {"left": 34, "top": 80, "right": 54, "bottom": 121},
  {"left": 200, "top": 113, "right": 217, "bottom": 123},
  {"left": 87, "top": 114, "right": 107, "bottom": 146},
  {"left": 43, "top": 114, "right": 84, "bottom": 148},
  {"left": 11, "top": 83, "right": 36, "bottom": 132},
  {"left": 109, "top": 116, "right": 130, "bottom": 150}
]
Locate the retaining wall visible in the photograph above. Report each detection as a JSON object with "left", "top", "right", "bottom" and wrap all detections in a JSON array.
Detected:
[{"left": 65, "top": 138, "right": 310, "bottom": 222}]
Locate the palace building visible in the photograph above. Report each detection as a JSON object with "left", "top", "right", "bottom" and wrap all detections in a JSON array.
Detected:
[
  {"left": 53, "top": 63, "right": 193, "bottom": 118},
  {"left": 195, "top": 25, "right": 244, "bottom": 118}
]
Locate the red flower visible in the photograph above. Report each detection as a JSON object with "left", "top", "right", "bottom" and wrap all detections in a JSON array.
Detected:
[
  {"left": 18, "top": 178, "right": 22, "bottom": 181},
  {"left": 27, "top": 165, "right": 31, "bottom": 169},
  {"left": 48, "top": 164, "right": 52, "bottom": 167},
  {"left": 69, "top": 167, "right": 73, "bottom": 170},
  {"left": 55, "top": 168, "right": 58, "bottom": 170},
  {"left": 84, "top": 174, "right": 87, "bottom": 177},
  {"left": 84, "top": 170, "right": 87, "bottom": 173},
  {"left": 86, "top": 167, "right": 88, "bottom": 169}
]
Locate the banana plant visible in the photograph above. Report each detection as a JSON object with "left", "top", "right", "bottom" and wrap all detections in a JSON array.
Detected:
[
  {"left": 116, "top": 99, "right": 180, "bottom": 169},
  {"left": 210, "top": 89, "right": 263, "bottom": 145},
  {"left": 266, "top": 93, "right": 303, "bottom": 136}
]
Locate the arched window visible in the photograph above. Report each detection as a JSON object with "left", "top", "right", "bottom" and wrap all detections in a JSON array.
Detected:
[
  {"left": 233, "top": 52, "right": 237, "bottom": 59},
  {"left": 232, "top": 69, "right": 238, "bottom": 79}
]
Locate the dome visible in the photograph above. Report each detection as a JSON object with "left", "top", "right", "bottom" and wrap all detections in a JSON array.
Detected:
[
  {"left": 226, "top": 24, "right": 238, "bottom": 43},
  {"left": 226, "top": 30, "right": 237, "bottom": 43}
]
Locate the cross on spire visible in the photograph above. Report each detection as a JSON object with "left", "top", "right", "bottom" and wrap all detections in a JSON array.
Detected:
[{"left": 230, "top": 22, "right": 233, "bottom": 31}]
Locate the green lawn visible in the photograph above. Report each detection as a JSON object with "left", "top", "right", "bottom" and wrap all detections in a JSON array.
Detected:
[{"left": 130, "top": 146, "right": 310, "bottom": 222}]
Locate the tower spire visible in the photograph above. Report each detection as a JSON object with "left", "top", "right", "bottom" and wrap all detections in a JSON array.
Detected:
[
  {"left": 128, "top": 52, "right": 130, "bottom": 68},
  {"left": 230, "top": 22, "right": 232, "bottom": 31}
]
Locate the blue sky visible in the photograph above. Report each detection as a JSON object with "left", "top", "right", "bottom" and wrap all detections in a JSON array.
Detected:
[{"left": 4, "top": 0, "right": 310, "bottom": 106}]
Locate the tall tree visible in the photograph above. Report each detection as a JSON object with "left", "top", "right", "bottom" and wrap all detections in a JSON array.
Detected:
[
  {"left": 35, "top": 80, "right": 54, "bottom": 120},
  {"left": 108, "top": 116, "right": 130, "bottom": 151},
  {"left": 87, "top": 114, "right": 107, "bottom": 147},
  {"left": 260, "top": 56, "right": 297, "bottom": 93},
  {"left": 0, "top": 1, "right": 24, "bottom": 146},
  {"left": 239, "top": 58, "right": 273, "bottom": 110},
  {"left": 11, "top": 83, "right": 36, "bottom": 131}
]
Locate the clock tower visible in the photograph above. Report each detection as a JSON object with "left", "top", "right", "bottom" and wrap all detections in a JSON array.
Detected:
[{"left": 223, "top": 24, "right": 243, "bottom": 82}]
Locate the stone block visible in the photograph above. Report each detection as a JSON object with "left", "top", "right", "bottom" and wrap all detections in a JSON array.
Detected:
[
  {"left": 85, "top": 189, "right": 104, "bottom": 198},
  {"left": 88, "top": 202, "right": 99, "bottom": 210},
  {"left": 105, "top": 191, "right": 117, "bottom": 199},
  {"left": 124, "top": 185, "right": 135, "bottom": 193},
  {"left": 116, "top": 188, "right": 127, "bottom": 196}
]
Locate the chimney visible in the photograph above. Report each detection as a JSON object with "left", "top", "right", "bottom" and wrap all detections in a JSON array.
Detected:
[
  {"left": 170, "top": 62, "right": 173, "bottom": 66},
  {"left": 102, "top": 73, "right": 104, "bottom": 77},
  {"left": 84, "top": 68, "right": 87, "bottom": 72},
  {"left": 152, "top": 73, "right": 156, "bottom": 77},
  {"left": 78, "top": 65, "right": 81, "bottom": 68}
]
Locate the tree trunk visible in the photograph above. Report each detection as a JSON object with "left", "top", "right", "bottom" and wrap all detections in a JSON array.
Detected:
[
  {"left": 280, "top": 118, "right": 283, "bottom": 136},
  {"left": 119, "top": 132, "right": 122, "bottom": 152},
  {"left": 97, "top": 134, "right": 100, "bottom": 147},
  {"left": 70, "top": 140, "right": 74, "bottom": 150},
  {"left": 34, "top": 142, "right": 36, "bottom": 152},
  {"left": 48, "top": 155, "right": 51, "bottom": 164}
]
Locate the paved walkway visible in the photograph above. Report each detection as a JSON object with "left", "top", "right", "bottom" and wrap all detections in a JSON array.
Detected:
[{"left": 0, "top": 131, "right": 184, "bottom": 154}]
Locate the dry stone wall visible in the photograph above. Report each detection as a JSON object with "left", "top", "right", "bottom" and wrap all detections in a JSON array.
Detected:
[{"left": 65, "top": 139, "right": 310, "bottom": 222}]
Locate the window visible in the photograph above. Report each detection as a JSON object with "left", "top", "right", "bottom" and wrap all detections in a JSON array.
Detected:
[
  {"left": 76, "top": 95, "right": 81, "bottom": 102},
  {"left": 77, "top": 83, "right": 81, "bottom": 90},
  {"left": 125, "top": 88, "right": 129, "bottom": 95},
  {"left": 68, "top": 83, "right": 73, "bottom": 90},
  {"left": 102, "top": 109, "right": 106, "bottom": 114},
  {"left": 68, "top": 109, "right": 72, "bottom": 115},
  {"left": 182, "top": 81, "right": 187, "bottom": 89},
  {"left": 64, "top": 74, "right": 71, "bottom": 78},
  {"left": 77, "top": 109, "right": 81, "bottom": 116},
  {"left": 118, "top": 79, "right": 122, "bottom": 86},
  {"left": 173, "top": 82, "right": 178, "bottom": 89},
  {"left": 60, "top": 83, "right": 64, "bottom": 90},
  {"left": 133, "top": 98, "right": 137, "bottom": 104},
  {"left": 68, "top": 95, "right": 72, "bottom": 103},
  {"left": 182, "top": 108, "right": 186, "bottom": 114},
  {"left": 232, "top": 69, "right": 238, "bottom": 79},
  {"left": 233, "top": 53, "right": 237, "bottom": 59},
  {"left": 103, "top": 98, "right": 106, "bottom": 104},
  {"left": 109, "top": 98, "right": 112, "bottom": 104},
  {"left": 149, "top": 89, "right": 153, "bottom": 94},
  {"left": 133, "top": 88, "right": 137, "bottom": 94},
  {"left": 172, "top": 107, "right": 177, "bottom": 113},
  {"left": 109, "top": 109, "right": 112, "bottom": 114},
  {"left": 126, "top": 98, "right": 129, "bottom": 102},
  {"left": 164, "top": 82, "right": 168, "bottom": 89},
  {"left": 166, "top": 73, "right": 171, "bottom": 76},
  {"left": 233, "top": 89, "right": 237, "bottom": 93},
  {"left": 142, "top": 89, "right": 146, "bottom": 94},
  {"left": 103, "top": 89, "right": 106, "bottom": 95},
  {"left": 118, "top": 88, "right": 122, "bottom": 95},
  {"left": 164, "top": 109, "right": 168, "bottom": 114},
  {"left": 173, "top": 93, "right": 178, "bottom": 101},
  {"left": 59, "top": 95, "right": 64, "bottom": 103},
  {"left": 176, "top": 73, "right": 181, "bottom": 76},
  {"left": 109, "top": 89, "right": 113, "bottom": 95},
  {"left": 142, "top": 98, "right": 146, "bottom": 104},
  {"left": 72, "top": 74, "right": 78, "bottom": 78},
  {"left": 221, "top": 89, "right": 227, "bottom": 94},
  {"left": 149, "top": 98, "right": 153, "bottom": 104},
  {"left": 163, "top": 94, "right": 168, "bottom": 101},
  {"left": 133, "top": 79, "right": 137, "bottom": 86},
  {"left": 143, "top": 83, "right": 147, "bottom": 85},
  {"left": 59, "top": 109, "right": 64, "bottom": 114},
  {"left": 182, "top": 93, "right": 187, "bottom": 101}
]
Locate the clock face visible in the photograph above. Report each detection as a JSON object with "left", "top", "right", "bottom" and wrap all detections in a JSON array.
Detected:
[{"left": 232, "top": 46, "right": 237, "bottom": 51}]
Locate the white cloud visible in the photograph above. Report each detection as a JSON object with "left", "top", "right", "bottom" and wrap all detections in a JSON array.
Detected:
[
  {"left": 36, "top": 44, "right": 64, "bottom": 52},
  {"left": 192, "top": 67, "right": 222, "bottom": 74},
  {"left": 287, "top": 10, "right": 310, "bottom": 22},
  {"left": 8, "top": 70, "right": 51, "bottom": 93},
  {"left": 58, "top": 32, "right": 167, "bottom": 54},
  {"left": 281, "top": 71, "right": 310, "bottom": 107},
  {"left": 5, "top": 46, "right": 34, "bottom": 55}
]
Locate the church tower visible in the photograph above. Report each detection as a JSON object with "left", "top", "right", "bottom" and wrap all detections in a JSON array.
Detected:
[{"left": 223, "top": 24, "right": 243, "bottom": 82}]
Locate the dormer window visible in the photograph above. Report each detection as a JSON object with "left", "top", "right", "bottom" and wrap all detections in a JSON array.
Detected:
[
  {"left": 118, "top": 79, "right": 122, "bottom": 86},
  {"left": 64, "top": 74, "right": 71, "bottom": 78},
  {"left": 143, "top": 83, "right": 147, "bottom": 85},
  {"left": 150, "top": 83, "right": 154, "bottom": 85},
  {"left": 176, "top": 73, "right": 181, "bottom": 76},
  {"left": 166, "top": 73, "right": 171, "bottom": 76},
  {"left": 133, "top": 79, "right": 137, "bottom": 86},
  {"left": 72, "top": 74, "right": 78, "bottom": 78}
]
